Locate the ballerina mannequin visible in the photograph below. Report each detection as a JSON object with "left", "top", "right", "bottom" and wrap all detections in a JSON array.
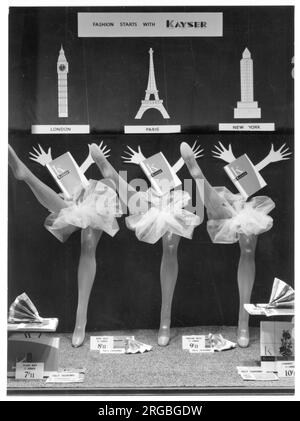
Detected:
[
  {"left": 89, "top": 142, "right": 203, "bottom": 346},
  {"left": 8, "top": 142, "right": 121, "bottom": 347},
  {"left": 180, "top": 141, "right": 291, "bottom": 347}
]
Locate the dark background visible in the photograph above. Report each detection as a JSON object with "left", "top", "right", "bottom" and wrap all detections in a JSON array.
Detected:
[
  {"left": 9, "top": 6, "right": 294, "bottom": 133},
  {"left": 8, "top": 132, "right": 294, "bottom": 332},
  {"left": 8, "top": 7, "right": 294, "bottom": 333}
]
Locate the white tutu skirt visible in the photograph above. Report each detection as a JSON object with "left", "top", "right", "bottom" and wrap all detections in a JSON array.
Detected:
[
  {"left": 45, "top": 179, "right": 122, "bottom": 242},
  {"left": 125, "top": 189, "right": 201, "bottom": 244},
  {"left": 207, "top": 187, "right": 275, "bottom": 244}
]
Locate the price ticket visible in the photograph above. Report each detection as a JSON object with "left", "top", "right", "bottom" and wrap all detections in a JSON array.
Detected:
[
  {"left": 182, "top": 335, "right": 214, "bottom": 353},
  {"left": 15, "top": 362, "right": 44, "bottom": 380}
]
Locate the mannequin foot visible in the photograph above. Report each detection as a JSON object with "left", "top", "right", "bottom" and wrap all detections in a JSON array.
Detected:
[
  {"left": 158, "top": 325, "right": 170, "bottom": 346},
  {"left": 90, "top": 144, "right": 114, "bottom": 179},
  {"left": 180, "top": 142, "right": 232, "bottom": 219},
  {"left": 8, "top": 145, "right": 29, "bottom": 180},
  {"left": 180, "top": 142, "right": 204, "bottom": 180},
  {"left": 237, "top": 327, "right": 249, "bottom": 348},
  {"left": 72, "top": 323, "right": 86, "bottom": 348}
]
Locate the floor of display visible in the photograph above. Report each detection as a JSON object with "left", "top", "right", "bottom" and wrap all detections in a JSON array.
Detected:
[{"left": 7, "top": 326, "right": 294, "bottom": 395}]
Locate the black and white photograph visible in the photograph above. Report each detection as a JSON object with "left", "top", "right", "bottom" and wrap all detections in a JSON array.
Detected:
[{"left": 4, "top": 1, "right": 296, "bottom": 400}]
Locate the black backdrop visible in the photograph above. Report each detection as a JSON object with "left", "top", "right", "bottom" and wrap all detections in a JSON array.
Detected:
[
  {"left": 8, "top": 6, "right": 294, "bottom": 333},
  {"left": 9, "top": 6, "right": 294, "bottom": 133}
]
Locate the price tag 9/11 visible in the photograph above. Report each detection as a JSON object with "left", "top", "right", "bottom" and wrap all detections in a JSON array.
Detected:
[{"left": 182, "top": 335, "right": 214, "bottom": 353}]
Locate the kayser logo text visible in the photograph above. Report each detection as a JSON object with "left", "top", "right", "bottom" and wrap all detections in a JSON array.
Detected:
[{"left": 166, "top": 20, "right": 207, "bottom": 28}]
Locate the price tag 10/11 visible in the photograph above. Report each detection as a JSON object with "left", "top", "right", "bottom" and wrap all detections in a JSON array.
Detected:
[
  {"left": 15, "top": 362, "right": 44, "bottom": 380},
  {"left": 277, "top": 362, "right": 295, "bottom": 378}
]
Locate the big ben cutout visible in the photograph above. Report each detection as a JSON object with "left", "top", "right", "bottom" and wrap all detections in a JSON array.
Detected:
[
  {"left": 31, "top": 43, "right": 89, "bottom": 134},
  {"left": 57, "top": 45, "right": 69, "bottom": 118}
]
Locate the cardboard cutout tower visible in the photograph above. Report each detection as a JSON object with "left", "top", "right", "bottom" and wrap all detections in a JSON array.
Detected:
[
  {"left": 57, "top": 45, "right": 69, "bottom": 118},
  {"left": 234, "top": 48, "right": 261, "bottom": 119},
  {"left": 31, "top": 44, "right": 90, "bottom": 134},
  {"left": 135, "top": 48, "right": 170, "bottom": 120}
]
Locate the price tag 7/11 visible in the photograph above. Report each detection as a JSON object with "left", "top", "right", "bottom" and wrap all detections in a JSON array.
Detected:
[{"left": 15, "top": 362, "right": 44, "bottom": 380}]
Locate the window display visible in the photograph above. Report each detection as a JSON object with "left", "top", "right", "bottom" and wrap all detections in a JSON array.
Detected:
[{"left": 8, "top": 5, "right": 294, "bottom": 395}]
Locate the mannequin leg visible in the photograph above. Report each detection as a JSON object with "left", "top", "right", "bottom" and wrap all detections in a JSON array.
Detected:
[
  {"left": 180, "top": 142, "right": 233, "bottom": 219},
  {"left": 181, "top": 142, "right": 259, "bottom": 346},
  {"left": 8, "top": 145, "right": 66, "bottom": 213},
  {"left": 90, "top": 143, "right": 150, "bottom": 215},
  {"left": 72, "top": 227, "right": 102, "bottom": 347},
  {"left": 158, "top": 232, "right": 181, "bottom": 346},
  {"left": 237, "top": 234, "right": 257, "bottom": 348},
  {"left": 91, "top": 143, "right": 180, "bottom": 346},
  {"left": 90, "top": 143, "right": 137, "bottom": 204}
]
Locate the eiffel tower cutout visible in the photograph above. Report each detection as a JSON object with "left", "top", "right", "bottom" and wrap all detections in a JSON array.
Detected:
[{"left": 135, "top": 48, "right": 170, "bottom": 120}]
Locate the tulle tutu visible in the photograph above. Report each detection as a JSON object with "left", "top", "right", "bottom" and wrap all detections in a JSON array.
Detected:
[
  {"left": 126, "top": 188, "right": 201, "bottom": 244},
  {"left": 207, "top": 186, "right": 275, "bottom": 244},
  {"left": 45, "top": 179, "right": 122, "bottom": 242}
]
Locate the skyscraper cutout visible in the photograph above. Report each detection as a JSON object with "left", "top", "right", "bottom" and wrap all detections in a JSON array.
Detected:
[
  {"left": 57, "top": 45, "right": 69, "bottom": 118},
  {"left": 135, "top": 48, "right": 170, "bottom": 120},
  {"left": 234, "top": 48, "right": 261, "bottom": 119}
]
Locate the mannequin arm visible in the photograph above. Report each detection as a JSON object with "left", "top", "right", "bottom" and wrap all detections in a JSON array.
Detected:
[
  {"left": 211, "top": 142, "right": 236, "bottom": 164},
  {"left": 255, "top": 143, "right": 292, "bottom": 172},
  {"left": 29, "top": 145, "right": 52, "bottom": 166},
  {"left": 121, "top": 146, "right": 146, "bottom": 165}
]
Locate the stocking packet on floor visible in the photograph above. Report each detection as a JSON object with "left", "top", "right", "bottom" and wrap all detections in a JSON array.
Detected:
[
  {"left": 236, "top": 366, "right": 278, "bottom": 381},
  {"left": 208, "top": 333, "right": 237, "bottom": 351},
  {"left": 46, "top": 367, "right": 87, "bottom": 383},
  {"left": 90, "top": 336, "right": 152, "bottom": 354},
  {"left": 182, "top": 334, "right": 236, "bottom": 353},
  {"left": 124, "top": 338, "right": 152, "bottom": 354}
]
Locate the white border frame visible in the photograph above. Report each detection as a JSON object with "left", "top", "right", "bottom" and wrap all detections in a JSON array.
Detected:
[{"left": 1, "top": 0, "right": 297, "bottom": 402}]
